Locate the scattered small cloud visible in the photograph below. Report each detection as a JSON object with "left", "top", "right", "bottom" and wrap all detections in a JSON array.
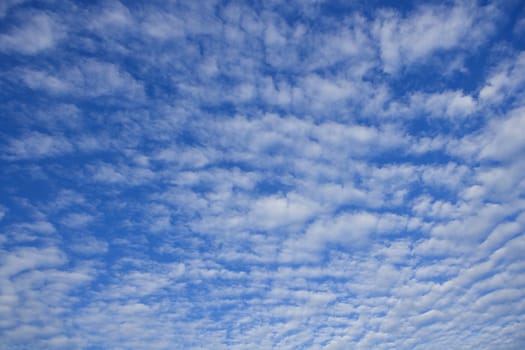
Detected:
[{"left": 1, "top": 1, "right": 524, "bottom": 349}]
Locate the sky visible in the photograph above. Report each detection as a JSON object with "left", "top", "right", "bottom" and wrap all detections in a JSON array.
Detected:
[{"left": 1, "top": 0, "right": 525, "bottom": 349}]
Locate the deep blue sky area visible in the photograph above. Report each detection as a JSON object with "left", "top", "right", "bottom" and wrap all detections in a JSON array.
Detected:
[{"left": 1, "top": 1, "right": 525, "bottom": 349}]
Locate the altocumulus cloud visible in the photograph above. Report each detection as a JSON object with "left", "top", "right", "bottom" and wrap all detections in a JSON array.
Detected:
[{"left": 1, "top": 0, "right": 525, "bottom": 349}]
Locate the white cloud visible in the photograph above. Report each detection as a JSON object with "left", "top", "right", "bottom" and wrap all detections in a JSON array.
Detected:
[
  {"left": 87, "top": 162, "right": 155, "bottom": 185},
  {"left": 88, "top": 0, "right": 134, "bottom": 31},
  {"left": 0, "top": 12, "right": 63, "bottom": 54},
  {"left": 285, "top": 211, "right": 409, "bottom": 259},
  {"left": 70, "top": 235, "right": 108, "bottom": 255},
  {"left": 446, "top": 104, "right": 525, "bottom": 164},
  {"left": 374, "top": 2, "right": 495, "bottom": 73},
  {"left": 60, "top": 213, "right": 94, "bottom": 228},
  {"left": 0, "top": 205, "right": 6, "bottom": 221},
  {"left": 3, "top": 132, "right": 73, "bottom": 160},
  {"left": 19, "top": 59, "right": 144, "bottom": 99},
  {"left": 479, "top": 52, "right": 525, "bottom": 105},
  {"left": 0, "top": 246, "right": 93, "bottom": 347},
  {"left": 0, "top": 246, "right": 65, "bottom": 278},
  {"left": 303, "top": 211, "right": 378, "bottom": 248},
  {"left": 409, "top": 90, "right": 477, "bottom": 118},
  {"left": 15, "top": 221, "right": 56, "bottom": 234},
  {"left": 141, "top": 12, "right": 184, "bottom": 40},
  {"left": 249, "top": 193, "right": 320, "bottom": 231},
  {"left": 478, "top": 106, "right": 525, "bottom": 161}
]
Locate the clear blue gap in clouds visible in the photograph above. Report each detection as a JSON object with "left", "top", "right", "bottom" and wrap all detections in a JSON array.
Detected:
[{"left": 0, "top": 0, "right": 525, "bottom": 349}]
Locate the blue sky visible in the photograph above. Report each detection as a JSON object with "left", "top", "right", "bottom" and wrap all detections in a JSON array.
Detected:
[{"left": 1, "top": 0, "right": 525, "bottom": 349}]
